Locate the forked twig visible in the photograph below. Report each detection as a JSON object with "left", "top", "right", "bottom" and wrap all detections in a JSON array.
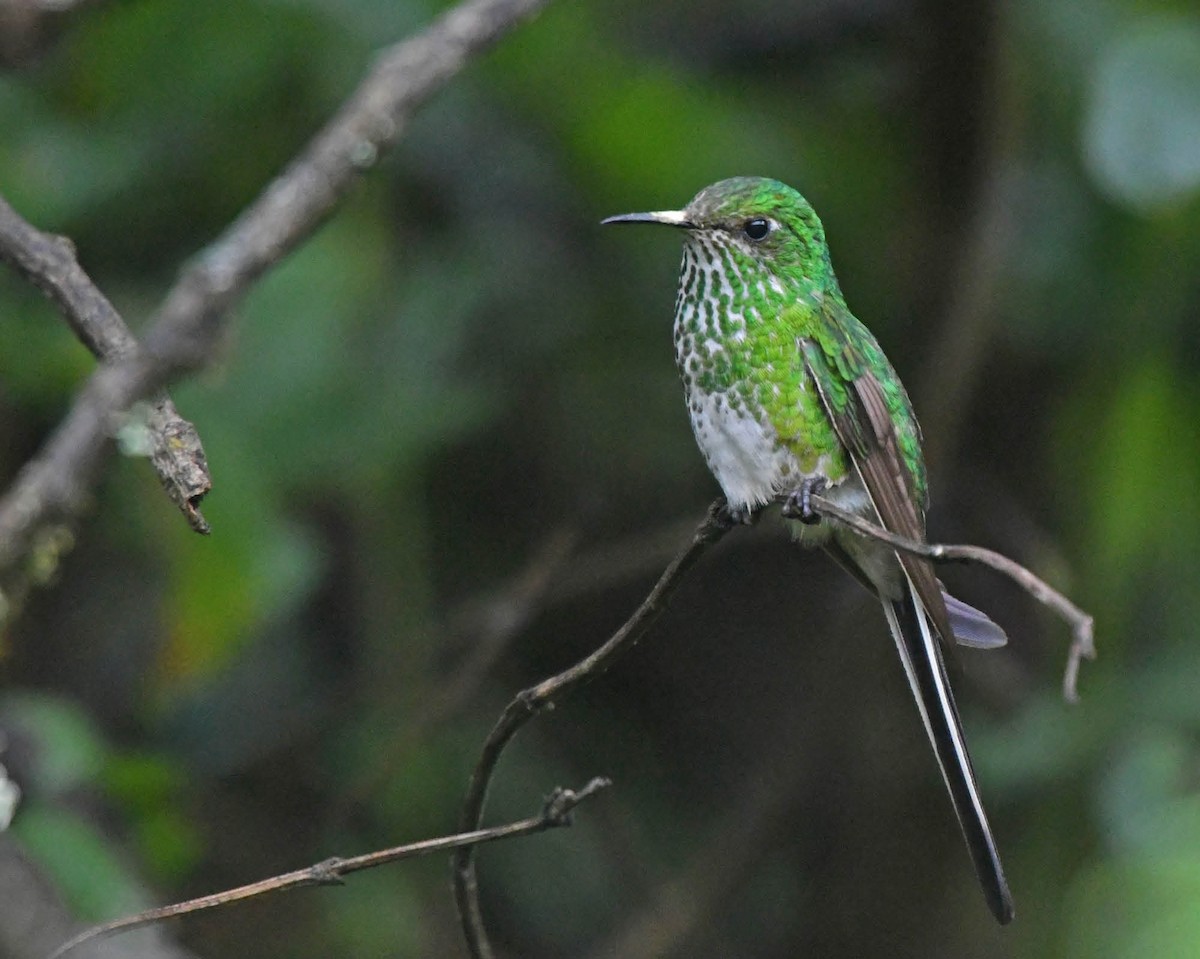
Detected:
[
  {"left": 454, "top": 494, "right": 1094, "bottom": 957},
  {"left": 46, "top": 778, "right": 609, "bottom": 959},
  {"left": 452, "top": 500, "right": 737, "bottom": 959}
]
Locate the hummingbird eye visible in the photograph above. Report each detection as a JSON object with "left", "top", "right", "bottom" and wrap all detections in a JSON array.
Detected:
[{"left": 743, "top": 218, "right": 771, "bottom": 241}]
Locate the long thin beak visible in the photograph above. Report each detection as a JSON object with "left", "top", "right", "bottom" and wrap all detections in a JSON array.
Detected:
[{"left": 601, "top": 210, "right": 694, "bottom": 228}]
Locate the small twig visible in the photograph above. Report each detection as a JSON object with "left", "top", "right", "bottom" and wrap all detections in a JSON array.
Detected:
[
  {"left": 46, "top": 778, "right": 610, "bottom": 959},
  {"left": 452, "top": 500, "right": 736, "bottom": 959},
  {"left": 0, "top": 194, "right": 211, "bottom": 533},
  {"left": 805, "top": 492, "right": 1096, "bottom": 702}
]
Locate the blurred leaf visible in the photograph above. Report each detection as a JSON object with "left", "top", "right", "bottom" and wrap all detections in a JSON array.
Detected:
[
  {"left": 159, "top": 511, "right": 323, "bottom": 684},
  {"left": 0, "top": 119, "right": 150, "bottom": 226},
  {"left": 1017, "top": 0, "right": 1124, "bottom": 91},
  {"left": 0, "top": 693, "right": 108, "bottom": 794},
  {"left": 102, "top": 751, "right": 182, "bottom": 808},
  {"left": 130, "top": 805, "right": 205, "bottom": 884},
  {"left": 62, "top": 1, "right": 351, "bottom": 126},
  {"left": 1083, "top": 16, "right": 1200, "bottom": 211},
  {"left": 1064, "top": 854, "right": 1200, "bottom": 959},
  {"left": 12, "top": 805, "right": 147, "bottom": 920},
  {"left": 321, "top": 867, "right": 425, "bottom": 958},
  {"left": 487, "top": 4, "right": 793, "bottom": 202},
  {"left": 0, "top": 280, "right": 93, "bottom": 405},
  {"left": 974, "top": 688, "right": 1114, "bottom": 794},
  {"left": 1093, "top": 729, "right": 1199, "bottom": 855},
  {"left": 1132, "top": 643, "right": 1200, "bottom": 730},
  {"left": 193, "top": 201, "right": 492, "bottom": 487},
  {"left": 156, "top": 202, "right": 493, "bottom": 681},
  {"left": 103, "top": 752, "right": 203, "bottom": 881},
  {"left": 1057, "top": 358, "right": 1200, "bottom": 643}
]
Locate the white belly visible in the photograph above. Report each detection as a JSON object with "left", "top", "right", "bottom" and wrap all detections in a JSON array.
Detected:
[
  {"left": 689, "top": 387, "right": 894, "bottom": 584},
  {"left": 689, "top": 388, "right": 807, "bottom": 512}
]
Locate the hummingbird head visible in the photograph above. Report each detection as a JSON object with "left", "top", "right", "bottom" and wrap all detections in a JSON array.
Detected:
[{"left": 603, "top": 176, "right": 839, "bottom": 297}]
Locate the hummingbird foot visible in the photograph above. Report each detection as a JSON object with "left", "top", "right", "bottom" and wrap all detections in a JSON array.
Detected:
[
  {"left": 714, "top": 498, "right": 759, "bottom": 528},
  {"left": 781, "top": 477, "right": 827, "bottom": 525}
]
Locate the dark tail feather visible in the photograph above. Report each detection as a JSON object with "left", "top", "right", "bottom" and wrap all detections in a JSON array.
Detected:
[{"left": 883, "top": 588, "right": 1014, "bottom": 924}]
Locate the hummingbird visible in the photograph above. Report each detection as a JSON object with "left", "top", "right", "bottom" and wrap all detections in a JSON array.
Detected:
[{"left": 603, "top": 176, "right": 1014, "bottom": 924}]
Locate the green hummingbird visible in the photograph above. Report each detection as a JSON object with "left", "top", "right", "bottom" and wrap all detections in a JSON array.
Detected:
[{"left": 604, "top": 176, "right": 1014, "bottom": 924}]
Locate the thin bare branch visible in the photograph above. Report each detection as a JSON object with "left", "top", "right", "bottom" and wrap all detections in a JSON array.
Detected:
[
  {"left": 453, "top": 500, "right": 737, "bottom": 959},
  {"left": 47, "top": 778, "right": 609, "bottom": 959},
  {"left": 139, "top": 0, "right": 553, "bottom": 366},
  {"left": 0, "top": 0, "right": 552, "bottom": 594},
  {"left": 0, "top": 194, "right": 212, "bottom": 533},
  {"left": 453, "top": 493, "right": 1092, "bottom": 955},
  {"left": 804, "top": 492, "right": 1096, "bottom": 702}
]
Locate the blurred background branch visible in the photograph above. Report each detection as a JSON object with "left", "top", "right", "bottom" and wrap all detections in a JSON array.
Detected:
[
  {"left": 0, "top": 0, "right": 551, "bottom": 611},
  {"left": 915, "top": 2, "right": 1023, "bottom": 472},
  {"left": 0, "top": 193, "right": 211, "bottom": 535}
]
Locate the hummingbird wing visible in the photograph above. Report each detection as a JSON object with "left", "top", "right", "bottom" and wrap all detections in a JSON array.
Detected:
[
  {"left": 798, "top": 337, "right": 953, "bottom": 644},
  {"left": 798, "top": 334, "right": 1007, "bottom": 650}
]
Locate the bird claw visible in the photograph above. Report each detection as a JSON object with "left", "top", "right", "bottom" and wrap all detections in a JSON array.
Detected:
[
  {"left": 781, "top": 477, "right": 826, "bottom": 525},
  {"left": 714, "top": 500, "right": 758, "bottom": 528}
]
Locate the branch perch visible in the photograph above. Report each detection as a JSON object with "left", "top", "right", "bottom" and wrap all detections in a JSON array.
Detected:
[
  {"left": 454, "top": 494, "right": 1093, "bottom": 957},
  {"left": 47, "top": 778, "right": 610, "bottom": 959}
]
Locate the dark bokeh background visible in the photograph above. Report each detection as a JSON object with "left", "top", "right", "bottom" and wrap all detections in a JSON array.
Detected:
[{"left": 3, "top": 0, "right": 1200, "bottom": 956}]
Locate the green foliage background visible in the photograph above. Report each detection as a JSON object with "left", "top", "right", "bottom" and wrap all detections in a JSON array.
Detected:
[{"left": 3, "top": 0, "right": 1200, "bottom": 956}]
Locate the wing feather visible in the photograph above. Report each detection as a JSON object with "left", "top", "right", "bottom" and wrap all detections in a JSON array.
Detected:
[{"left": 800, "top": 338, "right": 954, "bottom": 645}]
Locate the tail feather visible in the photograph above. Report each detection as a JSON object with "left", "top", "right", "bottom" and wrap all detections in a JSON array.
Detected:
[
  {"left": 942, "top": 590, "right": 1008, "bottom": 650},
  {"left": 882, "top": 586, "right": 1014, "bottom": 924}
]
